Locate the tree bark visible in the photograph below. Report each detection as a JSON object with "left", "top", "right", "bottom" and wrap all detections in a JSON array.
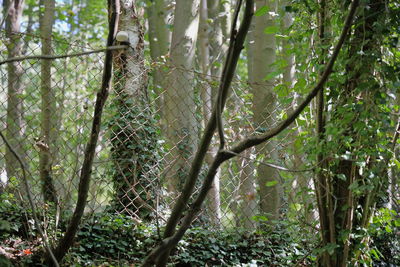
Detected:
[
  {"left": 251, "top": 0, "right": 281, "bottom": 221},
  {"left": 164, "top": 0, "right": 200, "bottom": 193},
  {"left": 3, "top": 0, "right": 26, "bottom": 191},
  {"left": 238, "top": 148, "right": 257, "bottom": 229},
  {"left": 207, "top": 0, "right": 229, "bottom": 80},
  {"left": 109, "top": 0, "right": 158, "bottom": 219},
  {"left": 147, "top": 0, "right": 170, "bottom": 118},
  {"left": 198, "top": 0, "right": 221, "bottom": 227}
]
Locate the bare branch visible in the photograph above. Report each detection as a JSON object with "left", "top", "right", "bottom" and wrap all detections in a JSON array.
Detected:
[
  {"left": 392, "top": 117, "right": 400, "bottom": 151},
  {"left": 230, "top": 0, "right": 359, "bottom": 155},
  {"left": 0, "top": 45, "right": 127, "bottom": 66},
  {"left": 216, "top": 0, "right": 243, "bottom": 150},
  {"left": 44, "top": 0, "right": 120, "bottom": 264},
  {"left": 224, "top": 150, "right": 315, "bottom": 172},
  {"left": 143, "top": 0, "right": 359, "bottom": 265}
]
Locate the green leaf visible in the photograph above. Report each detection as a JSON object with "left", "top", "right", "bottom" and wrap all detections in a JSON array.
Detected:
[
  {"left": 255, "top": 6, "right": 269, "bottom": 16},
  {"left": 263, "top": 70, "right": 280, "bottom": 81},
  {"left": 264, "top": 25, "right": 279, "bottom": 34},
  {"left": 265, "top": 181, "right": 278, "bottom": 187}
]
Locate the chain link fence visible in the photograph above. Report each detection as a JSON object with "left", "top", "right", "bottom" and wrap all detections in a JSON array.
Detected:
[{"left": 0, "top": 30, "right": 328, "bottom": 239}]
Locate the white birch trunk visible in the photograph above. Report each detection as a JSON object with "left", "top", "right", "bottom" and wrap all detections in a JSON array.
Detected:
[
  {"left": 164, "top": 0, "right": 200, "bottom": 194},
  {"left": 198, "top": 0, "right": 221, "bottom": 227},
  {"left": 251, "top": 0, "right": 281, "bottom": 221},
  {"left": 110, "top": 0, "right": 156, "bottom": 218},
  {"left": 39, "top": 0, "right": 58, "bottom": 204}
]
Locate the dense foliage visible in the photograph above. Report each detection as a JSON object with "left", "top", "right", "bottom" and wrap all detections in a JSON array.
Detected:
[
  {"left": 1, "top": 195, "right": 399, "bottom": 266},
  {"left": 1, "top": 0, "right": 399, "bottom": 265}
]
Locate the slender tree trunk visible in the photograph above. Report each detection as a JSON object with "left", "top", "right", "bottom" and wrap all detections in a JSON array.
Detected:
[
  {"left": 238, "top": 148, "right": 257, "bottom": 229},
  {"left": 251, "top": 0, "right": 281, "bottom": 221},
  {"left": 3, "top": 0, "right": 26, "bottom": 189},
  {"left": 314, "top": 1, "right": 386, "bottom": 265},
  {"left": 164, "top": 0, "right": 200, "bottom": 194},
  {"left": 147, "top": 0, "right": 169, "bottom": 118},
  {"left": 198, "top": 0, "right": 221, "bottom": 227},
  {"left": 389, "top": 95, "right": 399, "bottom": 212},
  {"left": 39, "top": 0, "right": 58, "bottom": 204},
  {"left": 237, "top": 20, "right": 258, "bottom": 229},
  {"left": 314, "top": 1, "right": 334, "bottom": 265},
  {"left": 219, "top": 0, "right": 231, "bottom": 44}
]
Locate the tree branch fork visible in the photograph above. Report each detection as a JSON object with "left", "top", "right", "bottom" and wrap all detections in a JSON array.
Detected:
[{"left": 143, "top": 0, "right": 359, "bottom": 265}]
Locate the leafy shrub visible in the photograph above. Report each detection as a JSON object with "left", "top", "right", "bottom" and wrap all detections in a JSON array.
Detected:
[
  {"left": 0, "top": 193, "right": 33, "bottom": 240},
  {"left": 66, "top": 212, "right": 309, "bottom": 266},
  {"left": 369, "top": 208, "right": 400, "bottom": 266},
  {"left": 5, "top": 207, "right": 399, "bottom": 266}
]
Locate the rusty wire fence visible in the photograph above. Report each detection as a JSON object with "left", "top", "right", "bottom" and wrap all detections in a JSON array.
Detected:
[{"left": 0, "top": 30, "right": 318, "bottom": 238}]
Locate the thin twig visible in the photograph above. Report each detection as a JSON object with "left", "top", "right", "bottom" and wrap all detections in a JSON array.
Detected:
[
  {"left": 392, "top": 117, "right": 400, "bottom": 151},
  {"left": 216, "top": 0, "right": 244, "bottom": 150},
  {"left": 0, "top": 131, "right": 59, "bottom": 267},
  {"left": 224, "top": 150, "right": 316, "bottom": 172},
  {"left": 0, "top": 45, "right": 127, "bottom": 65}
]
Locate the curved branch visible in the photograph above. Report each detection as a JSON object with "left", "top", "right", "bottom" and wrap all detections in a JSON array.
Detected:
[
  {"left": 142, "top": 0, "right": 359, "bottom": 265},
  {"left": 44, "top": 0, "right": 120, "bottom": 264},
  {"left": 230, "top": 0, "right": 359, "bottom": 155}
]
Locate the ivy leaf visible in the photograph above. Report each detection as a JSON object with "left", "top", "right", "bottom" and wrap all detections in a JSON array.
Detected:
[
  {"left": 264, "top": 26, "right": 279, "bottom": 34},
  {"left": 265, "top": 181, "right": 278, "bottom": 187},
  {"left": 337, "top": 174, "right": 347, "bottom": 181},
  {"left": 263, "top": 70, "right": 280, "bottom": 81},
  {"left": 255, "top": 6, "right": 269, "bottom": 17}
]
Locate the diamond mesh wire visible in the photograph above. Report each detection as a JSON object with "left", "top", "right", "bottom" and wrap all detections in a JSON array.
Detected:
[{"left": 0, "top": 30, "right": 328, "bottom": 236}]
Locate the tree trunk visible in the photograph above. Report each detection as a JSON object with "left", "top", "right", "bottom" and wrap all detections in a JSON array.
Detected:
[
  {"left": 109, "top": 0, "right": 159, "bottom": 219},
  {"left": 147, "top": 0, "right": 170, "bottom": 118},
  {"left": 164, "top": 0, "right": 200, "bottom": 194},
  {"left": 207, "top": 0, "right": 230, "bottom": 80},
  {"left": 219, "top": 0, "right": 231, "bottom": 44},
  {"left": 314, "top": 1, "right": 386, "bottom": 265},
  {"left": 251, "top": 0, "right": 281, "bottom": 222},
  {"left": 236, "top": 21, "right": 258, "bottom": 229},
  {"left": 3, "top": 0, "right": 26, "bottom": 190},
  {"left": 238, "top": 148, "right": 257, "bottom": 229},
  {"left": 198, "top": 0, "right": 221, "bottom": 227},
  {"left": 39, "top": 0, "right": 58, "bottom": 205}
]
